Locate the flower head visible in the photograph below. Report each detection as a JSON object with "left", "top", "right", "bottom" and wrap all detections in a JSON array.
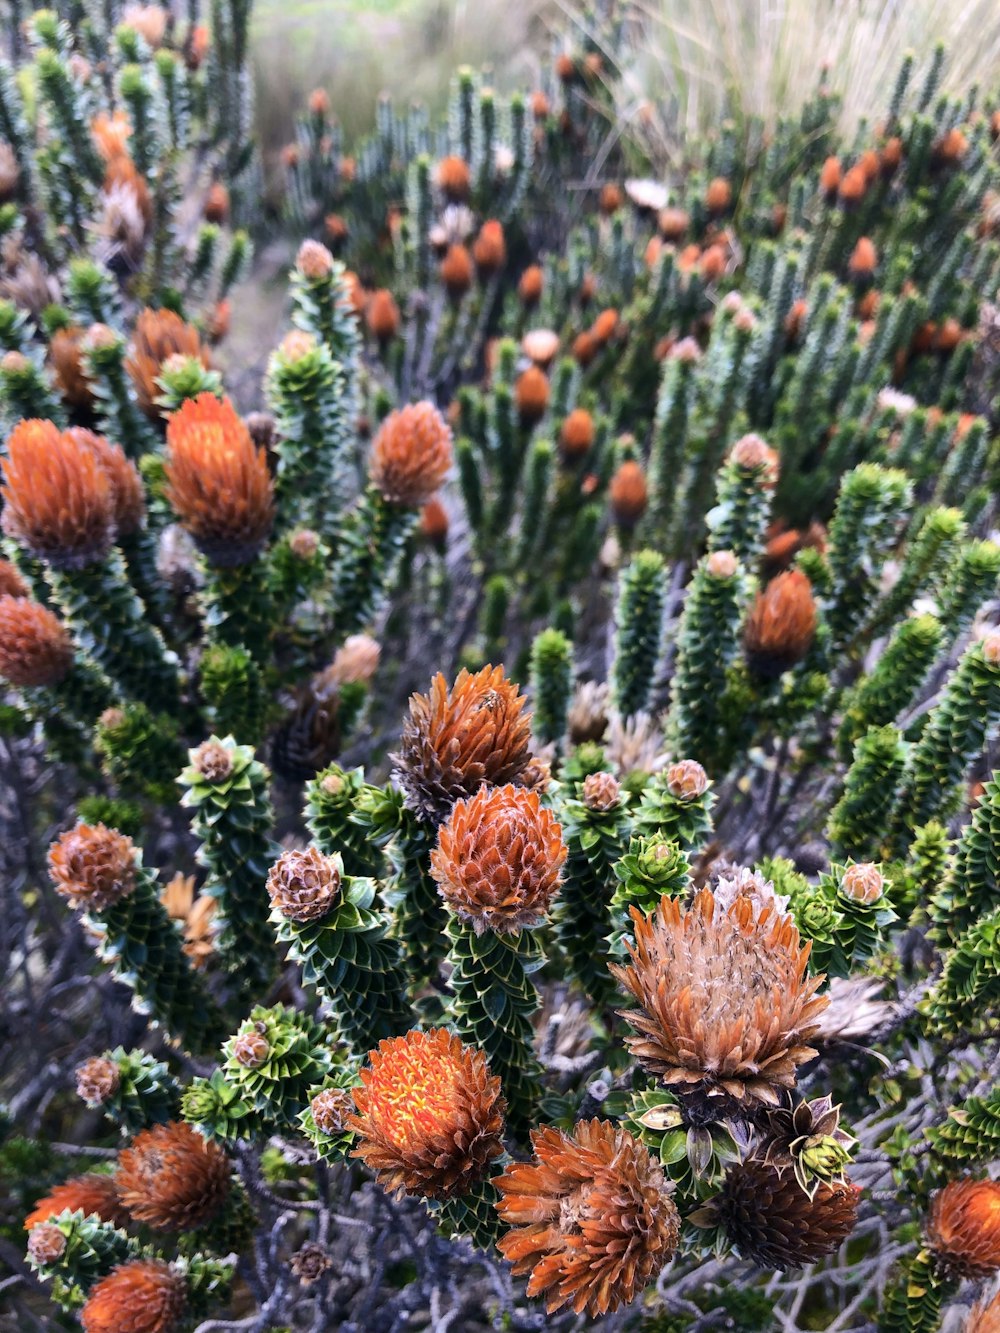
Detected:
[
  {"left": 518, "top": 265, "right": 543, "bottom": 306},
  {"left": 0, "top": 595, "right": 74, "bottom": 687},
  {"left": 49, "top": 326, "right": 94, "bottom": 409},
  {"left": 610, "top": 459, "right": 647, "bottom": 527},
  {"left": 26, "top": 1222, "right": 66, "bottom": 1265},
  {"left": 583, "top": 771, "right": 621, "bottom": 811},
  {"left": 515, "top": 366, "right": 549, "bottom": 425},
  {"left": 81, "top": 1259, "right": 187, "bottom": 1333},
  {"left": 496, "top": 1119, "right": 680, "bottom": 1317},
  {"left": 393, "top": 664, "right": 535, "bottom": 823},
  {"left": 440, "top": 243, "right": 473, "bottom": 299},
  {"left": 744, "top": 570, "right": 817, "bottom": 678},
  {"left": 665, "top": 759, "right": 708, "bottom": 801},
  {"left": 436, "top": 155, "right": 470, "bottom": 202},
  {"left": 126, "top": 307, "right": 209, "bottom": 417},
  {"left": 349, "top": 1027, "right": 505, "bottom": 1199},
  {"left": 165, "top": 393, "right": 274, "bottom": 565},
  {"left": 694, "top": 1156, "right": 860, "bottom": 1268},
  {"left": 559, "top": 408, "right": 595, "bottom": 460},
  {"left": 840, "top": 862, "right": 886, "bottom": 904},
  {"left": 366, "top": 288, "right": 400, "bottom": 341},
  {"left": 267, "top": 846, "right": 341, "bottom": 924},
  {"left": 48, "top": 823, "right": 138, "bottom": 912},
  {"left": 115, "top": 1121, "right": 230, "bottom": 1232},
  {"left": 927, "top": 1178, "right": 1000, "bottom": 1278},
  {"left": 431, "top": 784, "right": 566, "bottom": 933},
  {"left": 473, "top": 220, "right": 506, "bottom": 275},
  {"left": 1, "top": 419, "right": 115, "bottom": 567},
  {"left": 611, "top": 888, "right": 827, "bottom": 1108},
  {"left": 369, "top": 401, "right": 453, "bottom": 507},
  {"left": 76, "top": 1057, "right": 121, "bottom": 1106},
  {"left": 0, "top": 559, "right": 27, "bottom": 598},
  {"left": 311, "top": 1086, "right": 354, "bottom": 1135},
  {"left": 66, "top": 427, "right": 145, "bottom": 538},
  {"left": 25, "top": 1174, "right": 127, "bottom": 1231}
]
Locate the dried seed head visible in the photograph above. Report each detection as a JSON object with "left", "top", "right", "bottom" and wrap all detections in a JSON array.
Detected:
[
  {"left": 192, "top": 739, "right": 235, "bottom": 783},
  {"left": 496, "top": 1119, "right": 680, "bottom": 1317},
  {"left": 49, "top": 823, "right": 138, "bottom": 913},
  {"left": 266, "top": 846, "right": 342, "bottom": 924},
  {"left": 115, "top": 1121, "right": 230, "bottom": 1232},
  {"left": 290, "top": 1241, "right": 333, "bottom": 1286},
  {"left": 81, "top": 1259, "right": 187, "bottom": 1333},
  {"left": 311, "top": 1087, "right": 354, "bottom": 1136},
  {"left": 431, "top": 784, "right": 567, "bottom": 933},
  {"left": 349, "top": 1027, "right": 506, "bottom": 1199}
]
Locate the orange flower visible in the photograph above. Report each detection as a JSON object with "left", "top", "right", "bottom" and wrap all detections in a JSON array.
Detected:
[
  {"left": 1, "top": 419, "right": 115, "bottom": 567},
  {"left": 591, "top": 308, "right": 618, "bottom": 345},
  {"left": 91, "top": 110, "right": 131, "bottom": 163},
  {"left": 848, "top": 236, "right": 877, "bottom": 281},
  {"left": 435, "top": 155, "right": 471, "bottom": 202},
  {"left": 700, "top": 243, "right": 727, "bottom": 282},
  {"left": 66, "top": 428, "right": 146, "bottom": 538},
  {"left": 933, "top": 127, "right": 968, "bottom": 166},
  {"left": 743, "top": 569, "right": 817, "bottom": 678},
  {"left": 518, "top": 265, "right": 543, "bottom": 306},
  {"left": 420, "top": 496, "right": 449, "bottom": 548},
  {"left": 611, "top": 888, "right": 827, "bottom": 1109},
  {"left": 609, "top": 459, "right": 647, "bottom": 527},
  {"left": 164, "top": 393, "right": 274, "bottom": 565},
  {"left": 0, "top": 559, "right": 28, "bottom": 598},
  {"left": 705, "top": 176, "right": 732, "bottom": 214},
  {"left": 115, "top": 1121, "right": 230, "bottom": 1232},
  {"left": 927, "top": 1179, "right": 1000, "bottom": 1278},
  {"left": 203, "top": 181, "right": 229, "bottom": 224},
  {"left": 967, "top": 1291, "right": 1000, "bottom": 1333},
  {"left": 369, "top": 401, "right": 453, "bottom": 507},
  {"left": 126, "top": 308, "right": 209, "bottom": 417},
  {"left": 838, "top": 165, "right": 867, "bottom": 206},
  {"left": 515, "top": 366, "right": 549, "bottom": 425},
  {"left": 0, "top": 595, "right": 73, "bottom": 687},
  {"left": 49, "top": 823, "right": 138, "bottom": 913},
  {"left": 432, "top": 783, "right": 566, "bottom": 933},
  {"left": 49, "top": 326, "right": 94, "bottom": 409},
  {"left": 496, "top": 1119, "right": 679, "bottom": 1317},
  {"left": 473, "top": 220, "right": 506, "bottom": 276},
  {"left": 81, "top": 1259, "right": 187, "bottom": 1333},
  {"left": 599, "top": 182, "right": 622, "bottom": 214},
  {"left": 25, "top": 1173, "right": 127, "bottom": 1231},
  {"left": 440, "top": 243, "right": 473, "bottom": 299},
  {"left": 366, "top": 288, "right": 401, "bottom": 342},
  {"left": 392, "top": 664, "right": 535, "bottom": 823},
  {"left": 658, "top": 206, "right": 689, "bottom": 241},
  {"left": 104, "top": 155, "right": 153, "bottom": 228},
  {"left": 266, "top": 846, "right": 341, "bottom": 924},
  {"left": 881, "top": 136, "right": 903, "bottom": 175},
  {"left": 349, "top": 1028, "right": 505, "bottom": 1199},
  {"left": 820, "top": 155, "right": 842, "bottom": 198},
  {"left": 559, "top": 408, "right": 595, "bottom": 460},
  {"left": 571, "top": 330, "right": 597, "bottom": 366}
]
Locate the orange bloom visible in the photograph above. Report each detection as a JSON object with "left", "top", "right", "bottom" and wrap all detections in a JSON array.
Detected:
[
  {"left": 496, "top": 1119, "right": 679, "bottom": 1317},
  {"left": 518, "top": 265, "right": 543, "bottom": 306},
  {"left": 927, "top": 1178, "right": 1000, "bottom": 1278},
  {"left": 848, "top": 236, "right": 877, "bottom": 280},
  {"left": 744, "top": 569, "right": 817, "bottom": 678},
  {"left": 369, "top": 401, "right": 453, "bottom": 507},
  {"left": 440, "top": 243, "right": 473, "bottom": 299},
  {"left": 1, "top": 419, "right": 115, "bottom": 567},
  {"left": 349, "top": 1028, "right": 505, "bottom": 1199},
  {"left": 25, "top": 1173, "right": 127, "bottom": 1232},
  {"left": 0, "top": 595, "right": 73, "bottom": 687},
  {"left": 838, "top": 165, "right": 867, "bottom": 206},
  {"left": 48, "top": 823, "right": 138, "bottom": 913},
  {"left": 81, "top": 1259, "right": 187, "bottom": 1333},
  {"left": 49, "top": 326, "right": 94, "bottom": 409},
  {"left": 572, "top": 330, "right": 597, "bottom": 367},
  {"left": 559, "top": 408, "right": 595, "bottom": 460},
  {"left": 393, "top": 664, "right": 535, "bottom": 823},
  {"left": 436, "top": 155, "right": 471, "bottom": 202},
  {"left": 164, "top": 393, "right": 274, "bottom": 565},
  {"left": 126, "top": 308, "right": 210, "bottom": 418},
  {"left": 115, "top": 1121, "right": 230, "bottom": 1232},
  {"left": 591, "top": 308, "right": 618, "bottom": 345},
  {"left": 473, "top": 220, "right": 506, "bottom": 276},
  {"left": 91, "top": 110, "right": 131, "bottom": 163},
  {"left": 599, "top": 182, "right": 622, "bottom": 214},
  {"left": 420, "top": 496, "right": 449, "bottom": 548},
  {"left": 967, "top": 1291, "right": 1000, "bottom": 1333},
  {"left": 820, "top": 156, "right": 841, "bottom": 197},
  {"left": 0, "top": 559, "right": 28, "bottom": 598},
  {"left": 658, "top": 206, "right": 689, "bottom": 240},
  {"left": 203, "top": 181, "right": 230, "bottom": 224},
  {"left": 431, "top": 783, "right": 566, "bottom": 933},
  {"left": 609, "top": 459, "right": 647, "bottom": 527},
  {"left": 515, "top": 366, "right": 549, "bottom": 425},
  {"left": 366, "top": 288, "right": 401, "bottom": 342},
  {"left": 66, "top": 428, "right": 145, "bottom": 538},
  {"left": 705, "top": 176, "right": 732, "bottom": 214},
  {"left": 611, "top": 888, "right": 827, "bottom": 1109}
]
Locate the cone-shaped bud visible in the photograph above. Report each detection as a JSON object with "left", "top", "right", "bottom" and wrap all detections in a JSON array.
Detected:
[
  {"left": 392, "top": 664, "right": 535, "bottom": 823},
  {"left": 431, "top": 784, "right": 567, "bottom": 934},
  {"left": 744, "top": 570, "right": 817, "bottom": 678},
  {"left": 473, "top": 220, "right": 506, "bottom": 275},
  {"left": 435, "top": 155, "right": 470, "bottom": 202},
  {"left": 164, "top": 393, "right": 274, "bottom": 566},
  {"left": 559, "top": 408, "right": 595, "bottom": 460},
  {"left": 610, "top": 460, "right": 648, "bottom": 527},
  {"left": 48, "top": 823, "right": 138, "bottom": 913},
  {"left": 515, "top": 366, "right": 549, "bottom": 425},
  {"left": 611, "top": 888, "right": 827, "bottom": 1109},
  {"left": 369, "top": 401, "right": 453, "bottom": 507},
  {"left": 81, "top": 1258, "right": 187, "bottom": 1333},
  {"left": 114, "top": 1120, "right": 230, "bottom": 1232},
  {"left": 266, "top": 846, "right": 342, "bottom": 924},
  {"left": 665, "top": 759, "right": 708, "bottom": 801},
  {"left": 349, "top": 1027, "right": 506, "bottom": 1199},
  {"left": 0, "top": 595, "right": 74, "bottom": 687},
  {"left": 496, "top": 1119, "right": 680, "bottom": 1317},
  {"left": 366, "top": 289, "right": 400, "bottom": 341}
]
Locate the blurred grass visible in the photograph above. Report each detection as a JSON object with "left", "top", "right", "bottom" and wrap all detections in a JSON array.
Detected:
[{"left": 252, "top": 0, "right": 551, "bottom": 154}]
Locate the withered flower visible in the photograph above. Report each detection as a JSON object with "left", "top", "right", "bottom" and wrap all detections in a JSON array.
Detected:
[
  {"left": 115, "top": 1121, "right": 230, "bottom": 1232},
  {"left": 927, "top": 1179, "right": 1000, "bottom": 1279},
  {"left": 369, "top": 401, "right": 453, "bottom": 507},
  {"left": 25, "top": 1174, "right": 127, "bottom": 1232},
  {"left": 290, "top": 1241, "right": 333, "bottom": 1286},
  {"left": 349, "top": 1027, "right": 505, "bottom": 1199},
  {"left": 26, "top": 1223, "right": 67, "bottom": 1265},
  {"left": 392, "top": 664, "right": 535, "bottom": 823},
  {"left": 1, "top": 419, "right": 115, "bottom": 567},
  {"left": 0, "top": 595, "right": 74, "bottom": 688},
  {"left": 164, "top": 393, "right": 274, "bottom": 566},
  {"left": 0, "top": 559, "right": 27, "bottom": 598},
  {"left": 48, "top": 823, "right": 138, "bottom": 913},
  {"left": 49, "top": 326, "right": 94, "bottom": 408},
  {"left": 496, "top": 1119, "right": 680, "bottom": 1317},
  {"left": 611, "top": 888, "right": 827, "bottom": 1109},
  {"left": 693, "top": 1156, "right": 860, "bottom": 1269},
  {"left": 126, "top": 308, "right": 209, "bottom": 417},
  {"left": 267, "top": 846, "right": 341, "bottom": 924},
  {"left": 431, "top": 783, "right": 566, "bottom": 933},
  {"left": 76, "top": 1057, "right": 121, "bottom": 1107},
  {"left": 81, "top": 1259, "right": 187, "bottom": 1333},
  {"left": 744, "top": 570, "right": 817, "bottom": 679}
]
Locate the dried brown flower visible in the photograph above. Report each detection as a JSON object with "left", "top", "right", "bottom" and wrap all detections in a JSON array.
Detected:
[
  {"left": 290, "top": 1241, "right": 333, "bottom": 1286},
  {"left": 25, "top": 1174, "right": 127, "bottom": 1232},
  {"left": 49, "top": 326, "right": 94, "bottom": 409},
  {"left": 76, "top": 1057, "right": 121, "bottom": 1107},
  {"left": 369, "top": 401, "right": 453, "bottom": 507},
  {"left": 744, "top": 570, "right": 817, "bottom": 678},
  {"left": 611, "top": 888, "right": 827, "bottom": 1108},
  {"left": 267, "top": 846, "right": 341, "bottom": 924},
  {"left": 27, "top": 1222, "right": 67, "bottom": 1265},
  {"left": 393, "top": 664, "right": 535, "bottom": 823},
  {"left": 496, "top": 1119, "right": 680, "bottom": 1316},
  {"left": 115, "top": 1121, "right": 230, "bottom": 1232},
  {"left": 0, "top": 595, "right": 74, "bottom": 687},
  {"left": 81, "top": 1259, "right": 187, "bottom": 1333},
  {"left": 126, "top": 308, "right": 209, "bottom": 417},
  {"left": 165, "top": 393, "right": 275, "bottom": 565},
  {"left": 927, "top": 1179, "right": 1000, "bottom": 1279},
  {"left": 48, "top": 823, "right": 138, "bottom": 913},
  {"left": 192, "top": 739, "right": 234, "bottom": 783},
  {"left": 349, "top": 1027, "right": 506, "bottom": 1199},
  {"left": 311, "top": 1087, "right": 354, "bottom": 1135}
]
